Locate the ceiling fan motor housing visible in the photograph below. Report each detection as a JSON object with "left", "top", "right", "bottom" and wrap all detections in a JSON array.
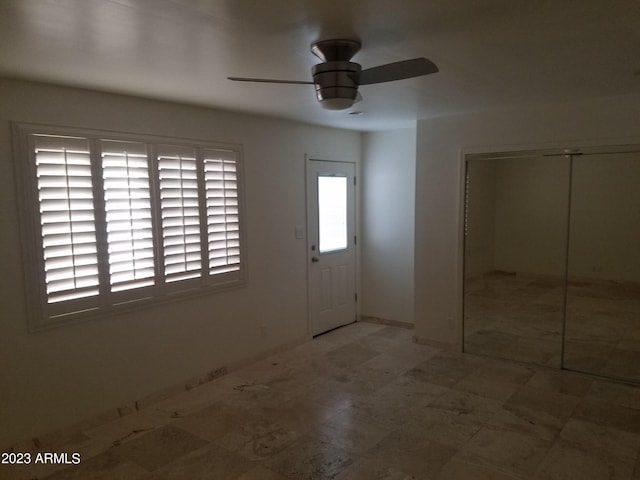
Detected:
[{"left": 312, "top": 61, "right": 360, "bottom": 110}]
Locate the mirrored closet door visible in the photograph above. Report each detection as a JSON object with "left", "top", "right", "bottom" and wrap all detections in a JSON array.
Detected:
[
  {"left": 564, "top": 151, "right": 640, "bottom": 381},
  {"left": 463, "top": 147, "right": 640, "bottom": 383},
  {"left": 463, "top": 154, "right": 570, "bottom": 369}
]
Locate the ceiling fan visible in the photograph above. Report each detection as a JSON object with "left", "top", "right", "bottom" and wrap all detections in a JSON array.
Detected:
[{"left": 228, "top": 39, "right": 438, "bottom": 110}]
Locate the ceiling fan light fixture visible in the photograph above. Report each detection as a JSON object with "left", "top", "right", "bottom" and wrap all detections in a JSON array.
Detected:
[
  {"left": 316, "top": 88, "right": 356, "bottom": 110},
  {"left": 312, "top": 61, "right": 360, "bottom": 110}
]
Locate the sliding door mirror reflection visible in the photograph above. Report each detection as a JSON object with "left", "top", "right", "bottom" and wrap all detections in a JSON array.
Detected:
[
  {"left": 463, "top": 156, "right": 569, "bottom": 368},
  {"left": 564, "top": 152, "right": 640, "bottom": 382}
]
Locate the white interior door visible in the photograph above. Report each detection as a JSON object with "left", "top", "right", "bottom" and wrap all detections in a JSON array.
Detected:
[{"left": 307, "top": 159, "right": 356, "bottom": 336}]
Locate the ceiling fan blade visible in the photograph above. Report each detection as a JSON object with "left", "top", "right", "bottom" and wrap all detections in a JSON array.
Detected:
[
  {"left": 228, "top": 77, "right": 313, "bottom": 85},
  {"left": 358, "top": 58, "right": 438, "bottom": 85}
]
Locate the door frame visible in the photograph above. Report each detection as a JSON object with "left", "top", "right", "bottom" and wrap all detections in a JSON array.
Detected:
[{"left": 305, "top": 156, "right": 359, "bottom": 337}]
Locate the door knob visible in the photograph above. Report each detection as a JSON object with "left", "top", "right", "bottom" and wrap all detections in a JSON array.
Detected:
[{"left": 311, "top": 257, "right": 319, "bottom": 262}]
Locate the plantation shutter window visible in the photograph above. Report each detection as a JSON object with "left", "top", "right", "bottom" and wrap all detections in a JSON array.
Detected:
[
  {"left": 157, "top": 145, "right": 202, "bottom": 283},
  {"left": 33, "top": 134, "right": 100, "bottom": 309},
  {"left": 204, "top": 149, "right": 241, "bottom": 276},
  {"left": 101, "top": 140, "right": 155, "bottom": 293},
  {"left": 15, "top": 124, "right": 245, "bottom": 331}
]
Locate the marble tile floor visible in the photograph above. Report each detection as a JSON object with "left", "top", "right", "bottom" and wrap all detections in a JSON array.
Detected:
[
  {"left": 464, "top": 272, "right": 640, "bottom": 381},
  {"left": 3, "top": 321, "right": 640, "bottom": 480}
]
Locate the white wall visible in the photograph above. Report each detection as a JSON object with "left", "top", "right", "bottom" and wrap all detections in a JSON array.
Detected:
[
  {"left": 415, "top": 93, "right": 640, "bottom": 345},
  {"left": 492, "top": 156, "right": 570, "bottom": 276},
  {"left": 0, "top": 78, "right": 361, "bottom": 447},
  {"left": 568, "top": 152, "right": 640, "bottom": 283},
  {"left": 361, "top": 127, "right": 416, "bottom": 324},
  {"left": 466, "top": 152, "right": 640, "bottom": 282},
  {"left": 463, "top": 160, "right": 496, "bottom": 278}
]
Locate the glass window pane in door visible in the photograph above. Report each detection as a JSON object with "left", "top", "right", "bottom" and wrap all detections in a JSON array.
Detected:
[{"left": 318, "top": 176, "right": 347, "bottom": 253}]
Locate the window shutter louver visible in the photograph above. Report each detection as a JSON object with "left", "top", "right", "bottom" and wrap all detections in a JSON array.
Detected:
[
  {"left": 157, "top": 145, "right": 202, "bottom": 283},
  {"left": 101, "top": 140, "right": 155, "bottom": 293},
  {"left": 204, "top": 149, "right": 241, "bottom": 275},
  {"left": 33, "top": 135, "right": 100, "bottom": 305}
]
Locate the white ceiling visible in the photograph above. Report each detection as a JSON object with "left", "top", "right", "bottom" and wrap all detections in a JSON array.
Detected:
[{"left": 1, "top": 0, "right": 639, "bottom": 131}]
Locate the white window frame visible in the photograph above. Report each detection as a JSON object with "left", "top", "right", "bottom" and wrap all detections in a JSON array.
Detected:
[{"left": 12, "top": 122, "right": 247, "bottom": 332}]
